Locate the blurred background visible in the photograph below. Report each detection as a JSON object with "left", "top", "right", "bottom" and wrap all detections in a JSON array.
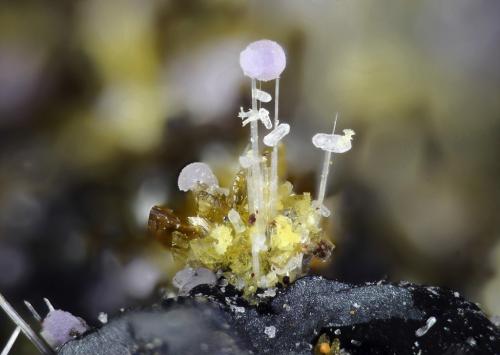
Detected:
[{"left": 1, "top": 0, "right": 499, "bottom": 352}]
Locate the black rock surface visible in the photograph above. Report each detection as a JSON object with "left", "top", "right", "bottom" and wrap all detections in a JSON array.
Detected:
[{"left": 59, "top": 276, "right": 500, "bottom": 355}]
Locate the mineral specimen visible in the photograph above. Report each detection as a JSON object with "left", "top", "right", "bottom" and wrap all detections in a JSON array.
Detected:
[{"left": 148, "top": 40, "right": 354, "bottom": 297}]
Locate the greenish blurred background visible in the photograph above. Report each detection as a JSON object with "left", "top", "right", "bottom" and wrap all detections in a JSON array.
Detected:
[{"left": 1, "top": 0, "right": 499, "bottom": 352}]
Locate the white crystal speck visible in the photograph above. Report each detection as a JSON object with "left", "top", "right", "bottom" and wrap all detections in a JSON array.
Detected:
[
  {"left": 97, "top": 312, "right": 108, "bottom": 324},
  {"left": 264, "top": 325, "right": 276, "bottom": 338},
  {"left": 415, "top": 316, "right": 437, "bottom": 337}
]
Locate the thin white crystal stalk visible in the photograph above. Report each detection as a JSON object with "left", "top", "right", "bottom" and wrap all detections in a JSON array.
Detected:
[
  {"left": 24, "top": 301, "right": 42, "bottom": 322},
  {"left": 317, "top": 113, "right": 338, "bottom": 206},
  {"left": 250, "top": 81, "right": 259, "bottom": 162},
  {"left": 249, "top": 79, "right": 262, "bottom": 214},
  {"left": 251, "top": 234, "right": 261, "bottom": 277},
  {"left": 1, "top": 326, "right": 20, "bottom": 355},
  {"left": 0, "top": 293, "right": 53, "bottom": 354},
  {"left": 269, "top": 78, "right": 280, "bottom": 218},
  {"left": 249, "top": 78, "right": 264, "bottom": 278},
  {"left": 43, "top": 298, "right": 55, "bottom": 312},
  {"left": 261, "top": 162, "right": 271, "bottom": 223},
  {"left": 246, "top": 160, "right": 256, "bottom": 213}
]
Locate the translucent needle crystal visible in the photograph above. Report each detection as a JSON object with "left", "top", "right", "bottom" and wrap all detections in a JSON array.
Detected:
[
  {"left": 313, "top": 116, "right": 355, "bottom": 215},
  {"left": 149, "top": 39, "right": 354, "bottom": 297}
]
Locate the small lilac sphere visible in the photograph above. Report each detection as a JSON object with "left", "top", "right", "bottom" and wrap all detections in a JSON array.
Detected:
[{"left": 239, "top": 40, "right": 286, "bottom": 82}]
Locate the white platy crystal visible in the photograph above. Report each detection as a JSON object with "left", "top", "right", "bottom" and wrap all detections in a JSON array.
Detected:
[
  {"left": 188, "top": 216, "right": 210, "bottom": 233},
  {"left": 271, "top": 253, "right": 303, "bottom": 275},
  {"left": 312, "top": 200, "right": 331, "bottom": 217},
  {"left": 173, "top": 267, "right": 217, "bottom": 296},
  {"left": 258, "top": 288, "right": 277, "bottom": 298},
  {"left": 252, "top": 88, "right": 272, "bottom": 103},
  {"left": 415, "top": 316, "right": 437, "bottom": 337},
  {"left": 312, "top": 129, "right": 355, "bottom": 153},
  {"left": 238, "top": 107, "right": 272, "bottom": 129},
  {"left": 230, "top": 305, "right": 246, "bottom": 313},
  {"left": 178, "top": 162, "right": 218, "bottom": 192},
  {"left": 228, "top": 209, "right": 246, "bottom": 233},
  {"left": 263, "top": 123, "right": 290, "bottom": 147},
  {"left": 264, "top": 325, "right": 276, "bottom": 338}
]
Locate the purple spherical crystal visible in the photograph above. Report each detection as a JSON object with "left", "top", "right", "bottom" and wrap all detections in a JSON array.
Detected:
[
  {"left": 239, "top": 40, "right": 286, "bottom": 82},
  {"left": 41, "top": 310, "right": 89, "bottom": 348}
]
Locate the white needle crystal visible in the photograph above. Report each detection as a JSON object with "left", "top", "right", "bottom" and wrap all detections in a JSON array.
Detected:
[
  {"left": 1, "top": 327, "right": 20, "bottom": 355},
  {"left": 312, "top": 114, "right": 355, "bottom": 212},
  {"left": 263, "top": 123, "right": 290, "bottom": 147},
  {"left": 178, "top": 162, "right": 219, "bottom": 192}
]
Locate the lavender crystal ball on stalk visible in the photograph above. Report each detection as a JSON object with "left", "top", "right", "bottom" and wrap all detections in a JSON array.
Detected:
[{"left": 239, "top": 40, "right": 286, "bottom": 81}]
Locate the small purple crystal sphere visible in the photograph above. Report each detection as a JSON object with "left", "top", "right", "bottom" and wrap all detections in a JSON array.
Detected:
[
  {"left": 239, "top": 40, "right": 286, "bottom": 82},
  {"left": 41, "top": 310, "right": 89, "bottom": 348}
]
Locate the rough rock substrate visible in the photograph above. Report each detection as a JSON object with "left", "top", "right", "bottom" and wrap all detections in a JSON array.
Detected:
[{"left": 59, "top": 276, "right": 500, "bottom": 354}]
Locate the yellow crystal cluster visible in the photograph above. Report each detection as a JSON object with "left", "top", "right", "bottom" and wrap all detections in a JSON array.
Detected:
[{"left": 149, "top": 167, "right": 333, "bottom": 295}]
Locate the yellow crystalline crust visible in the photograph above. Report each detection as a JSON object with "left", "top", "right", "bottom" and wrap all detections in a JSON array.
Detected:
[
  {"left": 271, "top": 215, "right": 300, "bottom": 251},
  {"left": 164, "top": 171, "right": 332, "bottom": 295}
]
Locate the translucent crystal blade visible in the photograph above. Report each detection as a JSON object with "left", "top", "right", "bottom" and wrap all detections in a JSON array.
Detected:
[
  {"left": 252, "top": 88, "right": 272, "bottom": 103},
  {"left": 263, "top": 123, "right": 290, "bottom": 147}
]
